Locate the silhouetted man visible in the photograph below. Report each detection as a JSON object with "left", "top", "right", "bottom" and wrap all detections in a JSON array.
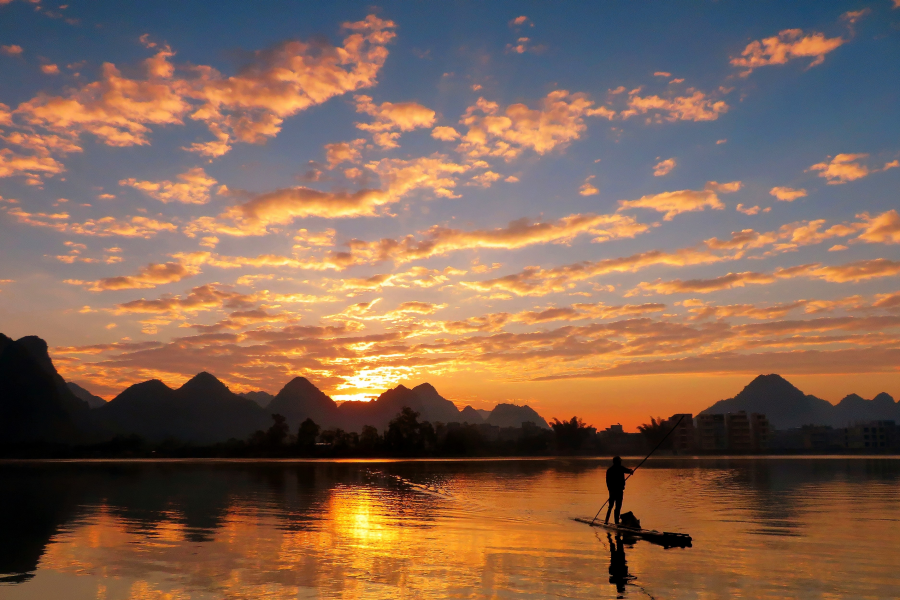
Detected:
[
  {"left": 605, "top": 456, "right": 633, "bottom": 525},
  {"left": 608, "top": 533, "right": 630, "bottom": 595}
]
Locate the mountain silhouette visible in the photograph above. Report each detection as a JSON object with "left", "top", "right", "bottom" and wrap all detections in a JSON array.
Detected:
[
  {"left": 486, "top": 403, "right": 550, "bottom": 429},
  {"left": 240, "top": 390, "right": 274, "bottom": 408},
  {"left": 700, "top": 373, "right": 898, "bottom": 429},
  {"left": 338, "top": 383, "right": 471, "bottom": 431},
  {"left": 94, "top": 373, "right": 269, "bottom": 444},
  {"left": 0, "top": 333, "right": 88, "bottom": 443},
  {"left": 459, "top": 405, "right": 485, "bottom": 423},
  {"left": 67, "top": 382, "right": 107, "bottom": 408},
  {"left": 266, "top": 377, "right": 341, "bottom": 430}
]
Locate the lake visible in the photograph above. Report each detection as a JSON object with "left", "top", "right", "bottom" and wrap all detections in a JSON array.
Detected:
[{"left": 1, "top": 457, "right": 898, "bottom": 599}]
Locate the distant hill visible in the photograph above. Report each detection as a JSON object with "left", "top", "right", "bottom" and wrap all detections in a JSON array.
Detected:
[
  {"left": 0, "top": 333, "right": 88, "bottom": 443},
  {"left": 266, "top": 377, "right": 341, "bottom": 430},
  {"left": 67, "top": 382, "right": 107, "bottom": 409},
  {"left": 486, "top": 404, "right": 550, "bottom": 429},
  {"left": 339, "top": 383, "right": 463, "bottom": 431},
  {"left": 700, "top": 374, "right": 898, "bottom": 429},
  {"left": 239, "top": 391, "right": 274, "bottom": 408},
  {"left": 459, "top": 405, "right": 484, "bottom": 423},
  {"left": 93, "top": 372, "right": 270, "bottom": 444}
]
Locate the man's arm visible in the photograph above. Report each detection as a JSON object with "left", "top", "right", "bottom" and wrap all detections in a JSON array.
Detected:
[{"left": 625, "top": 467, "right": 634, "bottom": 475}]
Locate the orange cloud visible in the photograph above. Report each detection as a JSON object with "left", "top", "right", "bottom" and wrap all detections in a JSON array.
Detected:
[
  {"left": 617, "top": 182, "right": 738, "bottom": 220},
  {"left": 114, "top": 284, "right": 255, "bottom": 315},
  {"left": 1, "top": 44, "right": 23, "bottom": 55},
  {"left": 456, "top": 91, "right": 612, "bottom": 160},
  {"left": 578, "top": 175, "right": 599, "bottom": 196},
  {"left": 40, "top": 63, "right": 60, "bottom": 75},
  {"left": 856, "top": 210, "right": 900, "bottom": 245},
  {"left": 510, "top": 302, "right": 666, "bottom": 324},
  {"left": 431, "top": 126, "right": 461, "bottom": 141},
  {"left": 621, "top": 89, "right": 728, "bottom": 122},
  {"left": 120, "top": 167, "right": 217, "bottom": 204},
  {"left": 324, "top": 139, "right": 365, "bottom": 168},
  {"left": 653, "top": 158, "right": 676, "bottom": 176},
  {"left": 353, "top": 95, "right": 435, "bottom": 148},
  {"left": 4, "top": 206, "right": 177, "bottom": 237},
  {"left": 730, "top": 29, "right": 845, "bottom": 75},
  {"left": 464, "top": 247, "right": 728, "bottom": 296},
  {"left": 769, "top": 186, "right": 807, "bottom": 201},
  {"left": 808, "top": 153, "right": 870, "bottom": 184},
  {"left": 0, "top": 147, "right": 65, "bottom": 181},
  {"left": 89, "top": 259, "right": 201, "bottom": 291}
]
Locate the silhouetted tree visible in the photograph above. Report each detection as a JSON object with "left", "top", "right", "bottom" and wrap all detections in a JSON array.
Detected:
[
  {"left": 638, "top": 417, "right": 672, "bottom": 450},
  {"left": 296, "top": 418, "right": 320, "bottom": 452},
  {"left": 384, "top": 407, "right": 436, "bottom": 456},
  {"left": 358, "top": 425, "right": 381, "bottom": 454},
  {"left": 265, "top": 414, "right": 289, "bottom": 447},
  {"left": 550, "top": 417, "right": 596, "bottom": 453}
]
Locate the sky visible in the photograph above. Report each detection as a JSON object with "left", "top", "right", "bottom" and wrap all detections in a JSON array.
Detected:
[{"left": 1, "top": 0, "right": 899, "bottom": 429}]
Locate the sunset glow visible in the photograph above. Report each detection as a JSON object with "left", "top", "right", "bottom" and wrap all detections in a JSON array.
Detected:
[{"left": 1, "top": 1, "right": 898, "bottom": 427}]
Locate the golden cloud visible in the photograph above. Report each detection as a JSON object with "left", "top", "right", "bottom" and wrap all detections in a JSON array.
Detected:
[
  {"left": 579, "top": 175, "right": 599, "bottom": 196},
  {"left": 90, "top": 260, "right": 201, "bottom": 291},
  {"left": 808, "top": 153, "right": 870, "bottom": 184},
  {"left": 456, "top": 91, "right": 611, "bottom": 160},
  {"left": 620, "top": 89, "right": 728, "bottom": 122},
  {"left": 324, "top": 139, "right": 365, "bottom": 168},
  {"left": 856, "top": 210, "right": 900, "bottom": 245},
  {"left": 354, "top": 95, "right": 435, "bottom": 148},
  {"left": 120, "top": 167, "right": 217, "bottom": 204},
  {"left": 4, "top": 207, "right": 177, "bottom": 238},
  {"left": 653, "top": 158, "right": 676, "bottom": 176},
  {"left": 769, "top": 186, "right": 807, "bottom": 201},
  {"left": 730, "top": 29, "right": 845, "bottom": 75},
  {"left": 617, "top": 182, "right": 738, "bottom": 220},
  {"left": 113, "top": 283, "right": 255, "bottom": 315}
]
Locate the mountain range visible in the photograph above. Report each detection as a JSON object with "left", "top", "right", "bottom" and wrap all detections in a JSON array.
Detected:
[
  {"left": 0, "top": 333, "right": 550, "bottom": 445},
  {"left": 700, "top": 374, "right": 899, "bottom": 429}
]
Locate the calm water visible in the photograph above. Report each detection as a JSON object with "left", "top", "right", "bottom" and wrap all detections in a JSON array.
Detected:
[{"left": 1, "top": 458, "right": 899, "bottom": 599}]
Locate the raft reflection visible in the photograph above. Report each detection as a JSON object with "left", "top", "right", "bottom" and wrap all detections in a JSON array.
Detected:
[{"left": 0, "top": 458, "right": 899, "bottom": 599}]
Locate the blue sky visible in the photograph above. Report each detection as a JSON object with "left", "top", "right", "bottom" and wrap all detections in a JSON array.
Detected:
[{"left": 1, "top": 0, "right": 898, "bottom": 425}]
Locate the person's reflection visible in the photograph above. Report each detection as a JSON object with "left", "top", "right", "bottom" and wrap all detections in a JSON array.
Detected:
[{"left": 608, "top": 533, "right": 633, "bottom": 597}]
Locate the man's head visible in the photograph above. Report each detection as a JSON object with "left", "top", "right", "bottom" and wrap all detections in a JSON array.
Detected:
[{"left": 612, "top": 456, "right": 621, "bottom": 465}]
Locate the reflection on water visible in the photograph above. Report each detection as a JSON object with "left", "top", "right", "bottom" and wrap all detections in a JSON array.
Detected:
[{"left": 1, "top": 458, "right": 899, "bottom": 599}]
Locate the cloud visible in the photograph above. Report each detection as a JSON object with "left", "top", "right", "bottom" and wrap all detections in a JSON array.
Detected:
[
  {"left": 431, "top": 126, "right": 460, "bottom": 141},
  {"left": 4, "top": 206, "right": 178, "bottom": 238},
  {"left": 89, "top": 259, "right": 202, "bottom": 291},
  {"left": 736, "top": 204, "right": 767, "bottom": 215},
  {"left": 621, "top": 89, "right": 728, "bottom": 122},
  {"left": 456, "top": 91, "right": 612, "bottom": 160},
  {"left": 653, "top": 158, "right": 676, "bottom": 176},
  {"left": 12, "top": 16, "right": 395, "bottom": 161},
  {"left": 119, "top": 167, "right": 217, "bottom": 204},
  {"left": 40, "top": 63, "right": 60, "bottom": 75},
  {"left": 730, "top": 29, "right": 845, "bottom": 75},
  {"left": 353, "top": 95, "right": 435, "bottom": 148},
  {"left": 463, "top": 247, "right": 728, "bottom": 296},
  {"left": 510, "top": 302, "right": 666, "bottom": 325},
  {"left": 0, "top": 147, "right": 66, "bottom": 181},
  {"left": 617, "top": 182, "right": 739, "bottom": 220},
  {"left": 579, "top": 175, "right": 599, "bottom": 196},
  {"left": 808, "top": 153, "right": 870, "bottom": 184},
  {"left": 1, "top": 44, "right": 23, "bottom": 55},
  {"left": 324, "top": 139, "right": 365, "bottom": 168},
  {"left": 114, "top": 284, "right": 255, "bottom": 316},
  {"left": 856, "top": 210, "right": 900, "bottom": 245},
  {"left": 509, "top": 16, "right": 532, "bottom": 27},
  {"left": 770, "top": 186, "right": 807, "bottom": 201},
  {"left": 631, "top": 258, "right": 900, "bottom": 296},
  {"left": 653, "top": 71, "right": 671, "bottom": 78}
]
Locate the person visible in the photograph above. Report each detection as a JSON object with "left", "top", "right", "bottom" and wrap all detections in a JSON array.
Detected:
[
  {"left": 607, "top": 533, "right": 631, "bottom": 595},
  {"left": 604, "top": 456, "right": 633, "bottom": 525}
]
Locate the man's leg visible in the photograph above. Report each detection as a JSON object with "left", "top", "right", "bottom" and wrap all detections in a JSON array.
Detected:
[
  {"left": 605, "top": 497, "right": 614, "bottom": 524},
  {"left": 613, "top": 496, "right": 622, "bottom": 524}
]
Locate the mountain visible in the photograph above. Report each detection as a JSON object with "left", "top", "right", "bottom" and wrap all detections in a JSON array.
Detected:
[
  {"left": 700, "top": 374, "right": 833, "bottom": 429},
  {"left": 0, "top": 333, "right": 88, "bottom": 443},
  {"left": 94, "top": 372, "right": 269, "bottom": 444},
  {"left": 239, "top": 391, "right": 274, "bottom": 408},
  {"left": 699, "top": 374, "right": 899, "bottom": 429},
  {"left": 486, "top": 404, "right": 550, "bottom": 429},
  {"left": 266, "top": 377, "right": 341, "bottom": 430},
  {"left": 338, "top": 383, "right": 464, "bottom": 432},
  {"left": 67, "top": 382, "right": 107, "bottom": 409},
  {"left": 832, "top": 392, "right": 899, "bottom": 427},
  {"left": 459, "top": 405, "right": 485, "bottom": 423}
]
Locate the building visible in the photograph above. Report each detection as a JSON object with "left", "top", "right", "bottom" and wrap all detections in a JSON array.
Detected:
[
  {"left": 726, "top": 412, "right": 752, "bottom": 451},
  {"left": 749, "top": 413, "right": 771, "bottom": 451},
  {"left": 842, "top": 421, "right": 895, "bottom": 450},
  {"left": 666, "top": 413, "right": 695, "bottom": 453},
  {"left": 598, "top": 424, "right": 647, "bottom": 456},
  {"left": 696, "top": 414, "right": 727, "bottom": 451}
]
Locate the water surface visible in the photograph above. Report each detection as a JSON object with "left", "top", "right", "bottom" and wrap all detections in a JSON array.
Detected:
[{"left": 1, "top": 457, "right": 898, "bottom": 599}]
